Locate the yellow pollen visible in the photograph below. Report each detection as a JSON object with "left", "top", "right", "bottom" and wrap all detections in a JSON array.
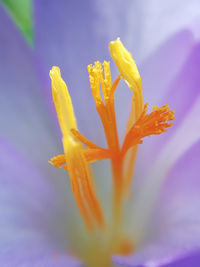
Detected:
[{"left": 49, "top": 39, "right": 175, "bottom": 264}]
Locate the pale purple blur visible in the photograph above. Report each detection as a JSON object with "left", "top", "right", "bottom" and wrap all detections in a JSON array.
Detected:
[{"left": 0, "top": 1, "right": 200, "bottom": 266}]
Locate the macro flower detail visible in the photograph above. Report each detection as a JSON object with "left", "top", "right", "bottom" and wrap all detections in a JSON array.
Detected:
[{"left": 49, "top": 39, "right": 174, "bottom": 266}]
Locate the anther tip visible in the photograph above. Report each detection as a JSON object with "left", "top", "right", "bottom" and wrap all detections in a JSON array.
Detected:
[{"left": 49, "top": 66, "right": 60, "bottom": 79}]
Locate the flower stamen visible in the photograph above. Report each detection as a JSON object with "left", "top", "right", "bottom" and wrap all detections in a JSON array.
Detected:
[
  {"left": 49, "top": 39, "right": 175, "bottom": 265},
  {"left": 50, "top": 66, "right": 105, "bottom": 231}
]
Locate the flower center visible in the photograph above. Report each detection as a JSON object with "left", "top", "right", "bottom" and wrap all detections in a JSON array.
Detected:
[{"left": 49, "top": 39, "right": 175, "bottom": 266}]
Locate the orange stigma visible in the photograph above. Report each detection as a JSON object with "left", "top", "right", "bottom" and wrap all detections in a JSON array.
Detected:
[{"left": 49, "top": 39, "right": 175, "bottom": 263}]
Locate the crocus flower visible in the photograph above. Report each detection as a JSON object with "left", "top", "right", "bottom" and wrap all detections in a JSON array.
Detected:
[{"left": 1, "top": 1, "right": 200, "bottom": 267}]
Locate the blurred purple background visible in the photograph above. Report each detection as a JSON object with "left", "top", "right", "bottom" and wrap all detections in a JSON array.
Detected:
[{"left": 0, "top": 1, "right": 200, "bottom": 266}]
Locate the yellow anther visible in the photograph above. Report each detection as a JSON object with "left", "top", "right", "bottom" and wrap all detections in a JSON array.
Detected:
[
  {"left": 109, "top": 38, "right": 142, "bottom": 92},
  {"left": 49, "top": 66, "right": 105, "bottom": 231},
  {"left": 50, "top": 66, "right": 77, "bottom": 137},
  {"left": 109, "top": 39, "right": 144, "bottom": 198}
]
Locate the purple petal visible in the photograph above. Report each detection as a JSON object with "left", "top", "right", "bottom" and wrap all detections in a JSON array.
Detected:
[
  {"left": 35, "top": 0, "right": 112, "bottom": 147},
  {"left": 0, "top": 245, "right": 80, "bottom": 267},
  {"left": 130, "top": 97, "right": 200, "bottom": 246},
  {"left": 116, "top": 30, "right": 194, "bottom": 140},
  {"left": 91, "top": 0, "right": 200, "bottom": 63},
  {"left": 114, "top": 140, "right": 200, "bottom": 267},
  {"left": 162, "top": 251, "right": 200, "bottom": 267},
  {"left": 157, "top": 41, "right": 200, "bottom": 134},
  {"left": 140, "top": 30, "right": 194, "bottom": 105},
  {"left": 0, "top": 6, "right": 61, "bottom": 169},
  {"left": 136, "top": 41, "right": 200, "bottom": 180},
  {"left": 126, "top": 0, "right": 200, "bottom": 63},
  {"left": 0, "top": 137, "right": 80, "bottom": 266}
]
